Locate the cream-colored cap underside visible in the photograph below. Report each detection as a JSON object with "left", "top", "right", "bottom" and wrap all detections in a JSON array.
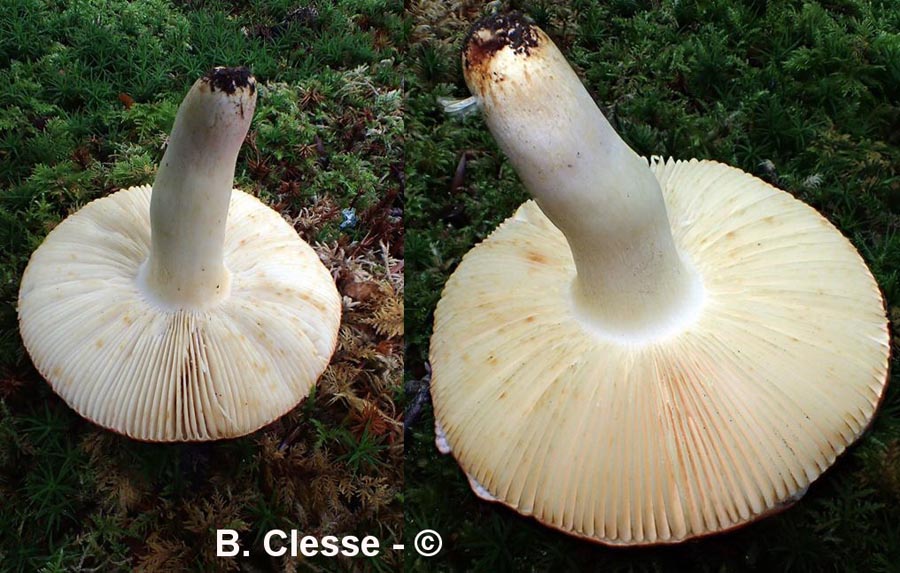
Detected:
[
  {"left": 18, "top": 185, "right": 341, "bottom": 442},
  {"left": 430, "top": 158, "right": 889, "bottom": 545}
]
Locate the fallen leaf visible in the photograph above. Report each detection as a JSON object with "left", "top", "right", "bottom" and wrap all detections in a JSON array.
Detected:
[{"left": 118, "top": 92, "right": 135, "bottom": 109}]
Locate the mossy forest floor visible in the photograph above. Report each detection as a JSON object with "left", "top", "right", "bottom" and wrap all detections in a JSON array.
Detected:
[
  {"left": 1, "top": 1, "right": 404, "bottom": 571},
  {"left": 1, "top": 0, "right": 899, "bottom": 571},
  {"left": 405, "top": 0, "right": 899, "bottom": 572}
]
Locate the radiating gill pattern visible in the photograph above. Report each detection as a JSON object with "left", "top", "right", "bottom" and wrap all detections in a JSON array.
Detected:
[
  {"left": 431, "top": 159, "right": 889, "bottom": 544},
  {"left": 18, "top": 186, "right": 341, "bottom": 442}
]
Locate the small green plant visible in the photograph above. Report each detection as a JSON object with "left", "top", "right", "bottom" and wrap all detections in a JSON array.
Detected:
[
  {"left": 339, "top": 423, "right": 389, "bottom": 474},
  {"left": 23, "top": 452, "right": 84, "bottom": 540}
]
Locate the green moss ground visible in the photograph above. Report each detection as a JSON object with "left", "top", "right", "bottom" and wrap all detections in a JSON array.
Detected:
[
  {"left": 405, "top": 1, "right": 900, "bottom": 571},
  {"left": 0, "top": 1, "right": 404, "bottom": 571}
]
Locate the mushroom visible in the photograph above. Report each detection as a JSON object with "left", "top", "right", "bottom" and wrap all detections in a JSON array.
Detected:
[
  {"left": 429, "top": 14, "right": 890, "bottom": 545},
  {"left": 18, "top": 68, "right": 341, "bottom": 442}
]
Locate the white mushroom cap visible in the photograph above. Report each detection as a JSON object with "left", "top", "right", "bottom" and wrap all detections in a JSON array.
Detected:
[
  {"left": 430, "top": 15, "right": 890, "bottom": 545},
  {"left": 18, "top": 68, "right": 341, "bottom": 442}
]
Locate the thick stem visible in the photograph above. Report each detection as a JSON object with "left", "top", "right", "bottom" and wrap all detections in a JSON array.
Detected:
[
  {"left": 463, "top": 15, "right": 703, "bottom": 338},
  {"left": 137, "top": 67, "right": 257, "bottom": 309}
]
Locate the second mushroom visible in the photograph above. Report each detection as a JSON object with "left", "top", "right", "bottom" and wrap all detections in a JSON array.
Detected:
[{"left": 430, "top": 14, "right": 890, "bottom": 546}]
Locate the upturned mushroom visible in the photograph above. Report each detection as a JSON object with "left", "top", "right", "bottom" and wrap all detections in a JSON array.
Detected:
[
  {"left": 18, "top": 68, "right": 341, "bottom": 442},
  {"left": 430, "top": 14, "right": 890, "bottom": 545}
]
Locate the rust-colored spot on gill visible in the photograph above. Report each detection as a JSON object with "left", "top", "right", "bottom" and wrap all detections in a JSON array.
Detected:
[{"left": 526, "top": 251, "right": 548, "bottom": 265}]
